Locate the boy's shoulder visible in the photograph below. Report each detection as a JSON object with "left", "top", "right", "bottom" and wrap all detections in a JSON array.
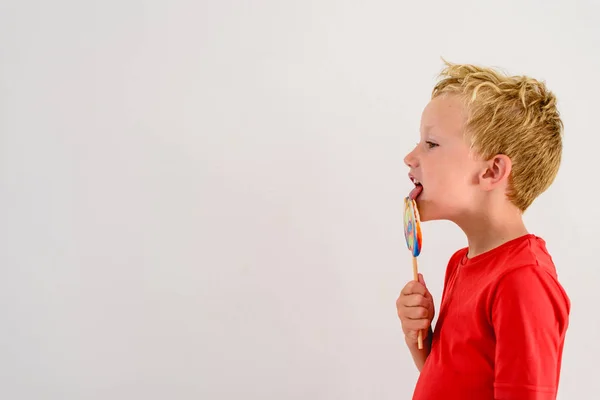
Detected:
[
  {"left": 444, "top": 234, "right": 565, "bottom": 297},
  {"left": 447, "top": 234, "right": 555, "bottom": 272},
  {"left": 442, "top": 234, "right": 570, "bottom": 318}
]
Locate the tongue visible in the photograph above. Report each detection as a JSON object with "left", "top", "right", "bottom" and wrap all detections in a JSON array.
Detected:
[{"left": 409, "top": 185, "right": 423, "bottom": 200}]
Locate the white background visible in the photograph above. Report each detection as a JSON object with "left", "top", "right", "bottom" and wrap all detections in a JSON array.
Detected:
[{"left": 0, "top": 1, "right": 598, "bottom": 399}]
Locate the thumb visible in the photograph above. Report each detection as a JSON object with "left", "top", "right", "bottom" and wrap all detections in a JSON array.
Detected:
[
  {"left": 418, "top": 273, "right": 427, "bottom": 288},
  {"left": 418, "top": 274, "right": 433, "bottom": 300}
]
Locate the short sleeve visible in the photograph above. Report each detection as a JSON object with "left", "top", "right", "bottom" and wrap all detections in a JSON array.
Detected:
[
  {"left": 491, "top": 265, "right": 570, "bottom": 400},
  {"left": 440, "top": 249, "right": 464, "bottom": 305}
]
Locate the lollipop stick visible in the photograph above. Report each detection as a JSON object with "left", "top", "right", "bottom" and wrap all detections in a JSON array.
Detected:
[
  {"left": 412, "top": 256, "right": 419, "bottom": 281},
  {"left": 412, "top": 256, "right": 424, "bottom": 350}
]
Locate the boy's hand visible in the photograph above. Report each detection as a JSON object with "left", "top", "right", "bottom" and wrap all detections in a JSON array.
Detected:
[{"left": 396, "top": 273, "right": 435, "bottom": 345}]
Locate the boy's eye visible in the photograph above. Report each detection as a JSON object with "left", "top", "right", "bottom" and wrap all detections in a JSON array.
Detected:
[{"left": 426, "top": 141, "right": 438, "bottom": 149}]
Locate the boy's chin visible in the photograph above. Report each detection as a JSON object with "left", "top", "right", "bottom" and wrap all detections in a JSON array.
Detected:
[
  {"left": 417, "top": 202, "right": 460, "bottom": 223},
  {"left": 415, "top": 200, "right": 443, "bottom": 222},
  {"left": 418, "top": 212, "right": 436, "bottom": 222}
]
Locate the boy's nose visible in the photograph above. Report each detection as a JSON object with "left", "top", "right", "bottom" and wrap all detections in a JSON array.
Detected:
[{"left": 404, "top": 148, "right": 419, "bottom": 168}]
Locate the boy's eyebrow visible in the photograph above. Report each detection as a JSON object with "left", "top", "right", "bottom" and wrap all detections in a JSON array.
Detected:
[
  {"left": 421, "top": 125, "right": 434, "bottom": 134},
  {"left": 421, "top": 125, "right": 438, "bottom": 137}
]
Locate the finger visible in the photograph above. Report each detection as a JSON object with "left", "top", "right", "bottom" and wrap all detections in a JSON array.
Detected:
[
  {"left": 401, "top": 281, "right": 427, "bottom": 296},
  {"left": 405, "top": 327, "right": 430, "bottom": 340},
  {"left": 411, "top": 319, "right": 431, "bottom": 331},
  {"left": 402, "top": 294, "right": 428, "bottom": 308},
  {"left": 403, "top": 319, "right": 431, "bottom": 334},
  {"left": 403, "top": 306, "right": 429, "bottom": 320}
]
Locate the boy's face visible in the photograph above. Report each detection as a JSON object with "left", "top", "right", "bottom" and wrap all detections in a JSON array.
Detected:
[{"left": 404, "top": 94, "right": 484, "bottom": 222}]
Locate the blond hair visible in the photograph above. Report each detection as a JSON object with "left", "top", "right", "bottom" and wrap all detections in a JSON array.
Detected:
[{"left": 432, "top": 60, "right": 563, "bottom": 211}]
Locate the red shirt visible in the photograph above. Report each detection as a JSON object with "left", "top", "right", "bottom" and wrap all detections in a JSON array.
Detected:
[{"left": 412, "top": 234, "right": 570, "bottom": 399}]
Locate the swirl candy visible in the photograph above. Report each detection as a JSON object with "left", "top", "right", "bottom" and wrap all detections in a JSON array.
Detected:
[{"left": 403, "top": 198, "right": 422, "bottom": 257}]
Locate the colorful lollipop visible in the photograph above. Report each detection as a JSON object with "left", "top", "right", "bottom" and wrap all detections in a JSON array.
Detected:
[
  {"left": 403, "top": 197, "right": 422, "bottom": 257},
  {"left": 403, "top": 196, "right": 424, "bottom": 349}
]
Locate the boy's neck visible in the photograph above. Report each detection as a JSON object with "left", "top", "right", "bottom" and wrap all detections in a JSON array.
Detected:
[{"left": 458, "top": 205, "right": 529, "bottom": 259}]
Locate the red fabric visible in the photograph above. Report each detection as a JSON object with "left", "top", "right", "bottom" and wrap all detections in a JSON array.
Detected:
[{"left": 412, "top": 234, "right": 570, "bottom": 400}]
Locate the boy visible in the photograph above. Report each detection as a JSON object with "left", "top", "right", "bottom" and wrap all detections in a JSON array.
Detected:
[{"left": 396, "top": 61, "right": 570, "bottom": 399}]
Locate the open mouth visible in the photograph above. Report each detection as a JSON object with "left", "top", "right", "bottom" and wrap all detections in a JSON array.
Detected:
[{"left": 409, "top": 175, "right": 423, "bottom": 200}]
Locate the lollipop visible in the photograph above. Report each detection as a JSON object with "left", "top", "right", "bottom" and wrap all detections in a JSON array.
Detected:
[
  {"left": 403, "top": 197, "right": 422, "bottom": 258},
  {"left": 403, "top": 196, "right": 424, "bottom": 349}
]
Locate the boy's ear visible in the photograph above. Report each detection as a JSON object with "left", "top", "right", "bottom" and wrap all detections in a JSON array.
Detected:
[{"left": 480, "top": 154, "right": 512, "bottom": 190}]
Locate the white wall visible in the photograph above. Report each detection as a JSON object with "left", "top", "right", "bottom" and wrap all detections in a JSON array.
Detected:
[{"left": 0, "top": 1, "right": 597, "bottom": 399}]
